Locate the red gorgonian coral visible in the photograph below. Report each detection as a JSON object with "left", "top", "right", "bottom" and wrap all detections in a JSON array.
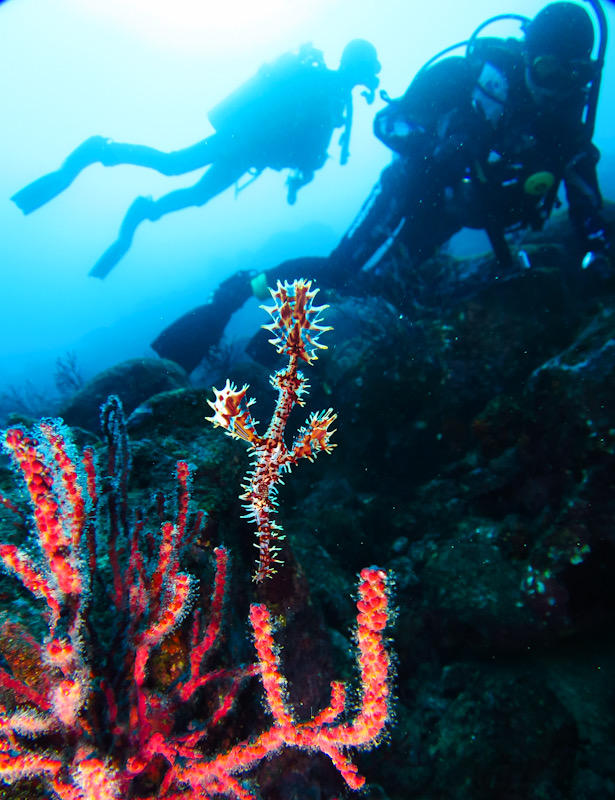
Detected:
[{"left": 0, "top": 281, "right": 393, "bottom": 799}]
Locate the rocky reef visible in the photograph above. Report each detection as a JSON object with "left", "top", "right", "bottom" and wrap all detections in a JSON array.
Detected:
[{"left": 1, "top": 205, "right": 614, "bottom": 799}]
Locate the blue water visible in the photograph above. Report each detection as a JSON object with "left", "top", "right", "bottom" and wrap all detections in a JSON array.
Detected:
[{"left": 1, "top": 0, "right": 614, "bottom": 406}]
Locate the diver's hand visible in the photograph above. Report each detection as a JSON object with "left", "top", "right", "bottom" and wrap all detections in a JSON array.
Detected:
[
  {"left": 286, "top": 177, "right": 300, "bottom": 205},
  {"left": 581, "top": 228, "right": 612, "bottom": 275},
  {"left": 582, "top": 249, "right": 612, "bottom": 276},
  {"left": 286, "top": 170, "right": 313, "bottom": 205}
]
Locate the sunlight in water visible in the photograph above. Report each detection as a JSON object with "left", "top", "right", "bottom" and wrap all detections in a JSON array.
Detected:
[{"left": 77, "top": 0, "right": 337, "bottom": 53}]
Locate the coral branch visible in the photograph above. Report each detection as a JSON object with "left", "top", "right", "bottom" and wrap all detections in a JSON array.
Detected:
[{"left": 175, "top": 567, "right": 392, "bottom": 795}]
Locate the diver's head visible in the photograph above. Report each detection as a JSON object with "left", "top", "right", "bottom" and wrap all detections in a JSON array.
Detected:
[
  {"left": 524, "top": 2, "right": 596, "bottom": 103},
  {"left": 339, "top": 39, "right": 381, "bottom": 100}
]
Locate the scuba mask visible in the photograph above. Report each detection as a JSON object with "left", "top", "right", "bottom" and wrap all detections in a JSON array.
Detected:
[{"left": 529, "top": 54, "right": 596, "bottom": 93}]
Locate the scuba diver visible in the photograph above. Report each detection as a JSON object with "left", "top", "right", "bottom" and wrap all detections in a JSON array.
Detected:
[
  {"left": 11, "top": 40, "right": 381, "bottom": 279},
  {"left": 151, "top": 0, "right": 612, "bottom": 375},
  {"left": 330, "top": 0, "right": 610, "bottom": 278}
]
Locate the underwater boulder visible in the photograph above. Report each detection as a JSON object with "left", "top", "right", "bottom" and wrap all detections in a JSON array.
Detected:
[{"left": 59, "top": 357, "right": 189, "bottom": 433}]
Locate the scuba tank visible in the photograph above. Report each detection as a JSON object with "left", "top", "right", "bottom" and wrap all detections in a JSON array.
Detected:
[
  {"left": 208, "top": 44, "right": 327, "bottom": 135},
  {"left": 581, "top": 0, "right": 608, "bottom": 139}
]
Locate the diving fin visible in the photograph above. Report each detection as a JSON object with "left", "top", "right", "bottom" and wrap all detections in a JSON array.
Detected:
[
  {"left": 11, "top": 136, "right": 111, "bottom": 215},
  {"left": 11, "top": 170, "right": 76, "bottom": 215},
  {"left": 89, "top": 239, "right": 132, "bottom": 280},
  {"left": 89, "top": 195, "right": 155, "bottom": 280}
]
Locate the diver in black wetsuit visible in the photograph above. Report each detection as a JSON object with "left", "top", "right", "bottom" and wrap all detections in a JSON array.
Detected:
[
  {"left": 11, "top": 40, "right": 380, "bottom": 280},
  {"left": 151, "top": 1, "right": 611, "bottom": 375},
  {"left": 331, "top": 0, "right": 610, "bottom": 278}
]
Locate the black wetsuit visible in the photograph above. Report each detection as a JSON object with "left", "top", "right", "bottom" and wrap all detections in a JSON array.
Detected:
[
  {"left": 332, "top": 39, "right": 605, "bottom": 277},
  {"left": 152, "top": 39, "right": 607, "bottom": 373}
]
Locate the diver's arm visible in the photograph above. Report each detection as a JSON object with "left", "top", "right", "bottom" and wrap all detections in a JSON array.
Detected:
[
  {"left": 257, "top": 257, "right": 336, "bottom": 293},
  {"left": 328, "top": 160, "right": 409, "bottom": 275},
  {"left": 151, "top": 259, "right": 332, "bottom": 373},
  {"left": 563, "top": 143, "right": 611, "bottom": 255},
  {"left": 150, "top": 270, "right": 256, "bottom": 373}
]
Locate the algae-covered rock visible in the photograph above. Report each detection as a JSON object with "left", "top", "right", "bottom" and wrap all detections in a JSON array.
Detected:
[{"left": 59, "top": 357, "right": 189, "bottom": 432}]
